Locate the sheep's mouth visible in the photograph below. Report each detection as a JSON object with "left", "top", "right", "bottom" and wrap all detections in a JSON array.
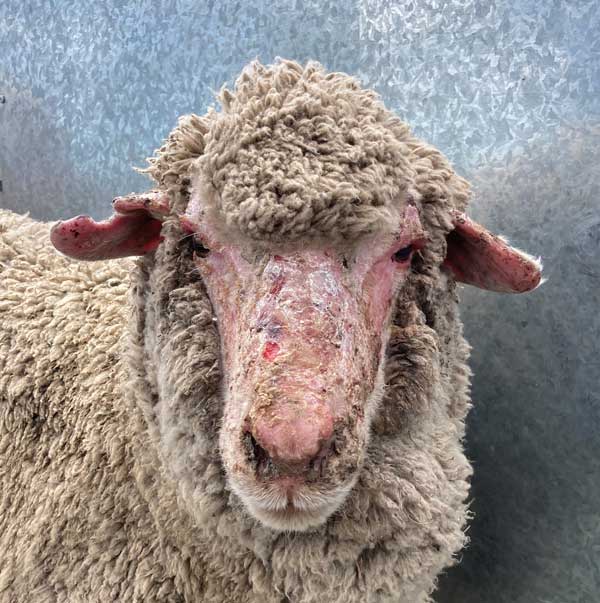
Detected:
[
  {"left": 247, "top": 501, "right": 336, "bottom": 532},
  {"left": 226, "top": 467, "right": 357, "bottom": 531},
  {"left": 224, "top": 411, "right": 366, "bottom": 531},
  {"left": 238, "top": 478, "right": 356, "bottom": 531}
]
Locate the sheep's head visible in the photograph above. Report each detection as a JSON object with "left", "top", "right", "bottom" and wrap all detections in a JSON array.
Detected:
[
  {"left": 180, "top": 189, "right": 430, "bottom": 531},
  {"left": 50, "top": 60, "right": 542, "bottom": 532}
]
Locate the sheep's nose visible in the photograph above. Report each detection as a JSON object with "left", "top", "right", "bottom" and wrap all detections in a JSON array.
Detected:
[{"left": 247, "top": 405, "right": 334, "bottom": 470}]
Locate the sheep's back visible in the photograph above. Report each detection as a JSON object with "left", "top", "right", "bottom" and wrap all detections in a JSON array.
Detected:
[
  {"left": 0, "top": 210, "right": 185, "bottom": 601},
  {"left": 0, "top": 209, "right": 132, "bottom": 432}
]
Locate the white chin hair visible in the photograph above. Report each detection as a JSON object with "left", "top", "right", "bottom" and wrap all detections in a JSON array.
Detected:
[
  {"left": 247, "top": 502, "right": 333, "bottom": 532},
  {"left": 231, "top": 478, "right": 356, "bottom": 532}
]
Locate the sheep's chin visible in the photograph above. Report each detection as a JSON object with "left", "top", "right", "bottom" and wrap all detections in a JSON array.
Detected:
[
  {"left": 228, "top": 475, "right": 357, "bottom": 532},
  {"left": 247, "top": 503, "right": 336, "bottom": 532}
]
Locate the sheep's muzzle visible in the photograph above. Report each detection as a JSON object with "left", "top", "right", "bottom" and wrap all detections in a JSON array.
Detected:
[{"left": 240, "top": 251, "right": 363, "bottom": 472}]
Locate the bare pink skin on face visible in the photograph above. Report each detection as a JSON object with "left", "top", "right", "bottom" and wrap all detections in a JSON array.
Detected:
[{"left": 185, "top": 195, "right": 424, "bottom": 529}]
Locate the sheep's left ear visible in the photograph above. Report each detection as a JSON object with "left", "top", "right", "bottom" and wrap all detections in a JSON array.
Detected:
[
  {"left": 50, "top": 192, "right": 170, "bottom": 260},
  {"left": 442, "top": 211, "right": 543, "bottom": 293}
]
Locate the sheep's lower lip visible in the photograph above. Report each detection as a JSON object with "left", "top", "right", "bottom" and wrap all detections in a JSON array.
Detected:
[
  {"left": 246, "top": 500, "right": 334, "bottom": 531},
  {"left": 228, "top": 468, "right": 358, "bottom": 531},
  {"left": 240, "top": 480, "right": 355, "bottom": 531}
]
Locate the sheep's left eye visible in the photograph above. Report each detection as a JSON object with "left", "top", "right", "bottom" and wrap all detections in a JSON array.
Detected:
[{"left": 392, "top": 245, "right": 413, "bottom": 263}]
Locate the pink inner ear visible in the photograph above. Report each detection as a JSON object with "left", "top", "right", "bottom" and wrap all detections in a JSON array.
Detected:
[
  {"left": 50, "top": 192, "right": 169, "bottom": 260},
  {"left": 443, "top": 212, "right": 542, "bottom": 293}
]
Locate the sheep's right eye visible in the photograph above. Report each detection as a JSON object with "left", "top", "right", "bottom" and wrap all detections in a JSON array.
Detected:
[
  {"left": 392, "top": 244, "right": 413, "bottom": 263},
  {"left": 190, "top": 237, "right": 210, "bottom": 258}
]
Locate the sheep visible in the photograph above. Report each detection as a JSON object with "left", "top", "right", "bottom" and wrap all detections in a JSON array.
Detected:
[{"left": 0, "top": 59, "right": 542, "bottom": 603}]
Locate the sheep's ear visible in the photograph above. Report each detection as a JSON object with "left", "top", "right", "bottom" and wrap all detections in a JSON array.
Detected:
[
  {"left": 442, "top": 211, "right": 543, "bottom": 293},
  {"left": 50, "top": 192, "right": 170, "bottom": 260}
]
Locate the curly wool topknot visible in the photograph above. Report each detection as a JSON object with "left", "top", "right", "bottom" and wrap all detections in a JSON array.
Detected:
[{"left": 142, "top": 58, "right": 471, "bottom": 244}]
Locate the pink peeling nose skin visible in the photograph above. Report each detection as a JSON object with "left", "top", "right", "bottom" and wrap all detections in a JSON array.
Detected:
[
  {"left": 251, "top": 405, "right": 334, "bottom": 465},
  {"left": 195, "top": 238, "right": 384, "bottom": 478}
]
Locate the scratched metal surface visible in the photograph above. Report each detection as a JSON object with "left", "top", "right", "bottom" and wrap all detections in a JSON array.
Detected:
[{"left": 1, "top": 1, "right": 599, "bottom": 601}]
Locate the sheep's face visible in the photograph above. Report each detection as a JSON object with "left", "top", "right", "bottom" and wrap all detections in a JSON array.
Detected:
[{"left": 184, "top": 192, "right": 425, "bottom": 531}]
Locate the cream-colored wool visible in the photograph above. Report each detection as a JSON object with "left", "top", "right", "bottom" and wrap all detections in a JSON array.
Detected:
[{"left": 1, "top": 59, "right": 474, "bottom": 602}]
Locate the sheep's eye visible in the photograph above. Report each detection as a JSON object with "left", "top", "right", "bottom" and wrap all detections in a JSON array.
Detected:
[
  {"left": 190, "top": 236, "right": 210, "bottom": 258},
  {"left": 392, "top": 245, "right": 413, "bottom": 263}
]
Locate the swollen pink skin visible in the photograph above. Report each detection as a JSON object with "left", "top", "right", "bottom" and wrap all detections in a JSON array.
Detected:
[
  {"left": 205, "top": 245, "right": 362, "bottom": 467},
  {"left": 185, "top": 196, "right": 422, "bottom": 496}
]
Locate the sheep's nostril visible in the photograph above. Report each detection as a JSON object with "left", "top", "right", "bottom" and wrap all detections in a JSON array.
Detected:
[
  {"left": 244, "top": 432, "right": 272, "bottom": 475},
  {"left": 243, "top": 420, "right": 335, "bottom": 479},
  {"left": 310, "top": 442, "right": 332, "bottom": 478}
]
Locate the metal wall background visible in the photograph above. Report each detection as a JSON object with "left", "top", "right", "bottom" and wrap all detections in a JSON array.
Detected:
[{"left": 1, "top": 1, "right": 599, "bottom": 601}]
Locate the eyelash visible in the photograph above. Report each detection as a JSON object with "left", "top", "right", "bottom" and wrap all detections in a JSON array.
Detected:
[{"left": 392, "top": 244, "right": 413, "bottom": 263}]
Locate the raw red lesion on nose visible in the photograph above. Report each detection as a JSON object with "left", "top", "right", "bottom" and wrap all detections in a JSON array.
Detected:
[
  {"left": 248, "top": 403, "right": 334, "bottom": 468},
  {"left": 262, "top": 341, "right": 280, "bottom": 361}
]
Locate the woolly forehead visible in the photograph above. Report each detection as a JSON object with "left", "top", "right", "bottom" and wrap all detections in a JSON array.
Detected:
[
  {"left": 189, "top": 74, "right": 416, "bottom": 244},
  {"left": 185, "top": 174, "right": 418, "bottom": 257}
]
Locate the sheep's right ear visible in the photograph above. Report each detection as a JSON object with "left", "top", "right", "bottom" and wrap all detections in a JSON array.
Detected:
[
  {"left": 50, "top": 192, "right": 170, "bottom": 260},
  {"left": 442, "top": 211, "right": 543, "bottom": 293}
]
